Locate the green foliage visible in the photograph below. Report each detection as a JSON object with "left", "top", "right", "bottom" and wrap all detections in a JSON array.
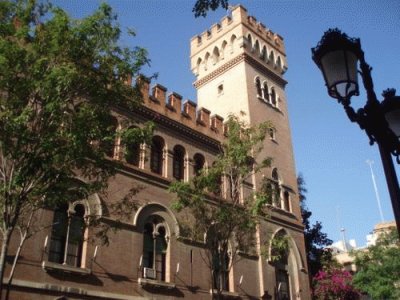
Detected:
[
  {"left": 170, "top": 114, "right": 272, "bottom": 293},
  {"left": 192, "top": 0, "right": 229, "bottom": 18},
  {"left": 297, "top": 174, "right": 333, "bottom": 278},
  {"left": 352, "top": 229, "right": 400, "bottom": 299},
  {"left": 261, "top": 233, "right": 289, "bottom": 262},
  {"left": 0, "top": 0, "right": 151, "bottom": 290}
]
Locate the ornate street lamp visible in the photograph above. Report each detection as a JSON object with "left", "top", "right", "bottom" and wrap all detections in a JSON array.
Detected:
[{"left": 312, "top": 28, "right": 400, "bottom": 236}]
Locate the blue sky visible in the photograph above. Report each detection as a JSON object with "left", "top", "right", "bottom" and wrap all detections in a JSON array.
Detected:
[{"left": 53, "top": 0, "right": 400, "bottom": 247}]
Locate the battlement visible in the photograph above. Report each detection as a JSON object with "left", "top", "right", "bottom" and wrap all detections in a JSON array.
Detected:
[
  {"left": 190, "top": 5, "right": 287, "bottom": 80},
  {"left": 137, "top": 77, "right": 226, "bottom": 140},
  {"left": 190, "top": 5, "right": 285, "bottom": 54}
]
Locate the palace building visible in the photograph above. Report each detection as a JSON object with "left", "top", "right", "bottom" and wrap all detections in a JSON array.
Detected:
[{"left": 6, "top": 5, "right": 311, "bottom": 300}]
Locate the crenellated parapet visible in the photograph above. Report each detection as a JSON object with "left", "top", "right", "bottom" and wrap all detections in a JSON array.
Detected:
[
  {"left": 191, "top": 5, "right": 284, "bottom": 53},
  {"left": 190, "top": 5, "right": 287, "bottom": 79},
  {"left": 137, "top": 77, "right": 226, "bottom": 140}
]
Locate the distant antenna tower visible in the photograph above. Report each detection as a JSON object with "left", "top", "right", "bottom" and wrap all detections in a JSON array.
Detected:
[
  {"left": 366, "top": 160, "right": 385, "bottom": 222},
  {"left": 340, "top": 227, "right": 348, "bottom": 252}
]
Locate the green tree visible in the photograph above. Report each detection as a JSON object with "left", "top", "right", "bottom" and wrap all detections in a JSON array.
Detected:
[
  {"left": 352, "top": 228, "right": 400, "bottom": 299},
  {"left": 297, "top": 174, "right": 334, "bottom": 279},
  {"left": 170, "top": 114, "right": 273, "bottom": 299},
  {"left": 193, "top": 0, "right": 229, "bottom": 17},
  {"left": 0, "top": 0, "right": 151, "bottom": 295}
]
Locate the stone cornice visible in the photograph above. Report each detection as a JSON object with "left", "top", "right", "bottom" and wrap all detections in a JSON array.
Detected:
[
  {"left": 113, "top": 104, "right": 221, "bottom": 154},
  {"left": 194, "top": 53, "right": 287, "bottom": 89},
  {"left": 244, "top": 54, "right": 288, "bottom": 88}
]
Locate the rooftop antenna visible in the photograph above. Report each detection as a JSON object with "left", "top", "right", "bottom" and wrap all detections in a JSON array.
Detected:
[{"left": 366, "top": 159, "right": 385, "bottom": 222}]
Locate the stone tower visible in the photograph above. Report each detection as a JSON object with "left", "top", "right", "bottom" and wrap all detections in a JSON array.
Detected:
[
  {"left": 190, "top": 6, "right": 309, "bottom": 298},
  {"left": 190, "top": 5, "right": 298, "bottom": 216}
]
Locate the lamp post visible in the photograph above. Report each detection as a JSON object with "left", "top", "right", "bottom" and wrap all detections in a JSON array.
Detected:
[{"left": 311, "top": 28, "right": 400, "bottom": 236}]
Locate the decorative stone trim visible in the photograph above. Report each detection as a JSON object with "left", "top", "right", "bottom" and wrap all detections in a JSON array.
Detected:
[
  {"left": 194, "top": 53, "right": 287, "bottom": 89},
  {"left": 210, "top": 289, "right": 240, "bottom": 298},
  {"left": 138, "top": 278, "right": 176, "bottom": 290},
  {"left": 244, "top": 54, "right": 287, "bottom": 88},
  {"left": 7, "top": 278, "right": 147, "bottom": 300},
  {"left": 194, "top": 54, "right": 246, "bottom": 88},
  {"left": 42, "top": 261, "right": 91, "bottom": 275}
]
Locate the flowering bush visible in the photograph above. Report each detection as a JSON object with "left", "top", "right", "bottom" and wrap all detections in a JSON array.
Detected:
[{"left": 313, "top": 269, "right": 360, "bottom": 300}]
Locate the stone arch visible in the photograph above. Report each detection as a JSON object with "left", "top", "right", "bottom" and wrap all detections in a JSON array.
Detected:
[
  {"left": 59, "top": 177, "right": 103, "bottom": 218},
  {"left": 150, "top": 135, "right": 165, "bottom": 175},
  {"left": 221, "top": 40, "right": 227, "bottom": 59},
  {"left": 268, "top": 228, "right": 306, "bottom": 299},
  {"left": 172, "top": 144, "right": 186, "bottom": 181},
  {"left": 212, "top": 46, "right": 220, "bottom": 65},
  {"left": 193, "top": 152, "right": 206, "bottom": 176},
  {"left": 254, "top": 76, "right": 262, "bottom": 97},
  {"left": 73, "top": 193, "right": 103, "bottom": 219},
  {"left": 204, "top": 52, "right": 210, "bottom": 70},
  {"left": 272, "top": 167, "right": 279, "bottom": 182},
  {"left": 124, "top": 125, "right": 141, "bottom": 167},
  {"left": 135, "top": 203, "right": 179, "bottom": 283},
  {"left": 262, "top": 80, "right": 269, "bottom": 102},
  {"left": 196, "top": 57, "right": 202, "bottom": 75},
  {"left": 230, "top": 34, "right": 237, "bottom": 53},
  {"left": 254, "top": 39, "right": 260, "bottom": 56},
  {"left": 261, "top": 45, "right": 267, "bottom": 61},
  {"left": 270, "top": 86, "right": 277, "bottom": 106},
  {"left": 101, "top": 115, "right": 119, "bottom": 158},
  {"left": 269, "top": 228, "right": 306, "bottom": 270},
  {"left": 269, "top": 50, "right": 275, "bottom": 66},
  {"left": 247, "top": 33, "right": 253, "bottom": 51},
  {"left": 276, "top": 55, "right": 282, "bottom": 69},
  {"left": 134, "top": 202, "right": 180, "bottom": 237}
]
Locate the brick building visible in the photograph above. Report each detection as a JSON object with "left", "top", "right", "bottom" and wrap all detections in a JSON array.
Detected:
[{"left": 5, "top": 5, "right": 311, "bottom": 300}]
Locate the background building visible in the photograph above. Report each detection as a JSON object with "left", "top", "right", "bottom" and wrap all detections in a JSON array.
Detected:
[{"left": 5, "top": 5, "right": 310, "bottom": 300}]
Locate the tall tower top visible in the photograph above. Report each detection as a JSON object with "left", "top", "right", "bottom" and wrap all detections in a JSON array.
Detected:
[{"left": 190, "top": 4, "right": 287, "bottom": 85}]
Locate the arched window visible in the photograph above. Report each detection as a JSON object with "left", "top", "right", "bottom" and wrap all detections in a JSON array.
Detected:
[
  {"left": 213, "top": 250, "right": 230, "bottom": 291},
  {"left": 221, "top": 41, "right": 227, "bottom": 59},
  {"left": 204, "top": 52, "right": 210, "bottom": 71},
  {"left": 207, "top": 227, "right": 230, "bottom": 291},
  {"left": 272, "top": 168, "right": 279, "bottom": 181},
  {"left": 269, "top": 127, "right": 276, "bottom": 140},
  {"left": 272, "top": 231, "right": 290, "bottom": 300},
  {"left": 247, "top": 34, "right": 253, "bottom": 51},
  {"left": 196, "top": 57, "right": 202, "bottom": 75},
  {"left": 255, "top": 77, "right": 262, "bottom": 97},
  {"left": 48, "top": 203, "right": 86, "bottom": 267},
  {"left": 271, "top": 88, "right": 277, "bottom": 106},
  {"left": 283, "top": 191, "right": 290, "bottom": 211},
  {"left": 142, "top": 216, "right": 168, "bottom": 281},
  {"left": 277, "top": 56, "right": 282, "bottom": 69},
  {"left": 269, "top": 51, "right": 275, "bottom": 65},
  {"left": 230, "top": 34, "right": 236, "bottom": 53},
  {"left": 262, "top": 182, "right": 273, "bottom": 205},
  {"left": 211, "top": 162, "right": 223, "bottom": 198},
  {"left": 173, "top": 145, "right": 185, "bottom": 181},
  {"left": 150, "top": 136, "right": 164, "bottom": 175},
  {"left": 102, "top": 116, "right": 118, "bottom": 158},
  {"left": 271, "top": 168, "right": 281, "bottom": 207},
  {"left": 212, "top": 46, "right": 220, "bottom": 65},
  {"left": 261, "top": 46, "right": 267, "bottom": 61},
  {"left": 125, "top": 126, "right": 141, "bottom": 167},
  {"left": 254, "top": 40, "right": 260, "bottom": 56},
  {"left": 263, "top": 82, "right": 269, "bottom": 102},
  {"left": 193, "top": 153, "right": 205, "bottom": 176}
]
